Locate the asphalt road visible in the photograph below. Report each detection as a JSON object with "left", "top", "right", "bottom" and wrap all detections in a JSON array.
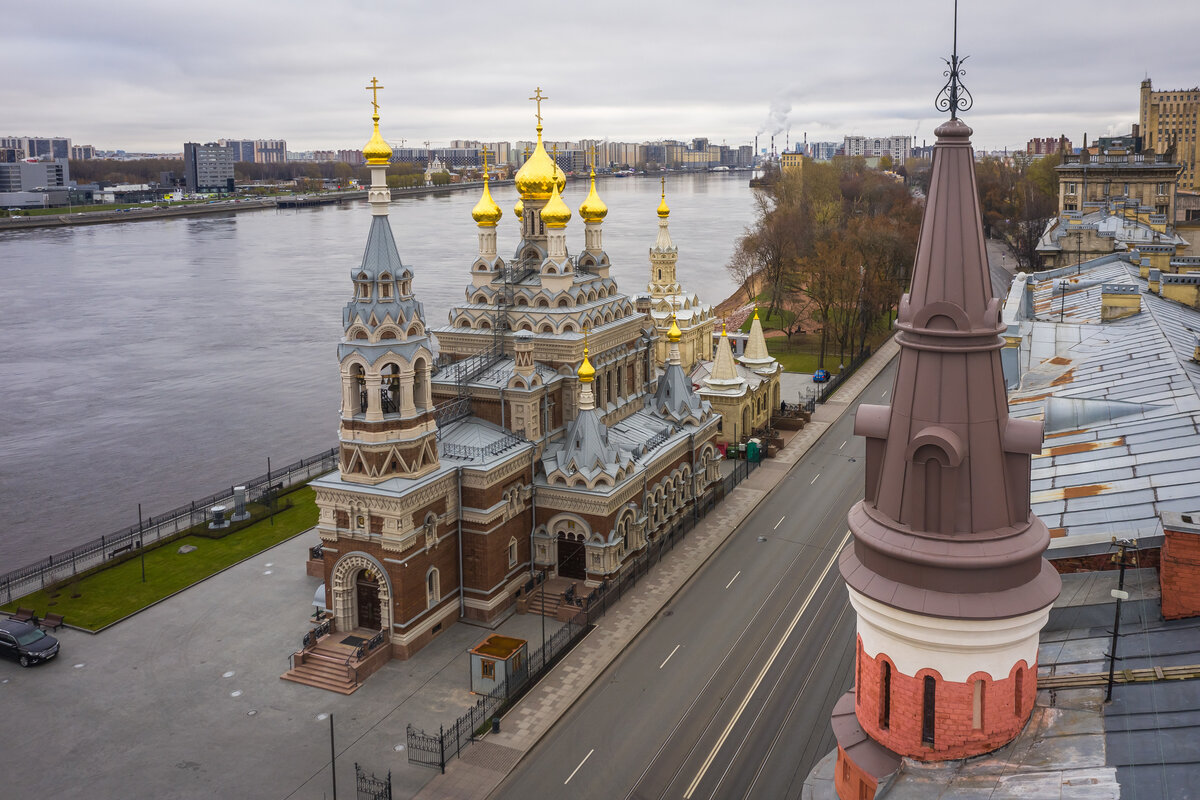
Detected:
[{"left": 492, "top": 360, "right": 898, "bottom": 800}]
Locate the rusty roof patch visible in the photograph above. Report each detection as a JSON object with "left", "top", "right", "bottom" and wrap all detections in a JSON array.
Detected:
[
  {"left": 1051, "top": 367, "right": 1077, "bottom": 386},
  {"left": 1062, "top": 484, "right": 1109, "bottom": 499}
]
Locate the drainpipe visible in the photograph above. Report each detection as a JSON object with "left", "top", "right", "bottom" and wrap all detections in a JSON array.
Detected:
[
  {"left": 456, "top": 466, "right": 465, "bottom": 617},
  {"left": 689, "top": 430, "right": 698, "bottom": 522},
  {"left": 529, "top": 480, "right": 537, "bottom": 578}
]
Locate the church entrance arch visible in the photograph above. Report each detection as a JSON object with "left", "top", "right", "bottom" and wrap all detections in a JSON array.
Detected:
[
  {"left": 557, "top": 532, "right": 587, "bottom": 580},
  {"left": 330, "top": 553, "right": 392, "bottom": 636}
]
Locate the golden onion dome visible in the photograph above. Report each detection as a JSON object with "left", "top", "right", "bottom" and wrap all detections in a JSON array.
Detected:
[
  {"left": 471, "top": 180, "right": 502, "bottom": 226},
  {"left": 363, "top": 114, "right": 392, "bottom": 166},
  {"left": 540, "top": 181, "right": 571, "bottom": 228},
  {"left": 667, "top": 316, "right": 682, "bottom": 343},
  {"left": 515, "top": 128, "right": 566, "bottom": 200},
  {"left": 578, "top": 168, "right": 608, "bottom": 223},
  {"left": 514, "top": 197, "right": 524, "bottom": 219},
  {"left": 577, "top": 346, "right": 595, "bottom": 383},
  {"left": 657, "top": 191, "right": 670, "bottom": 219}
]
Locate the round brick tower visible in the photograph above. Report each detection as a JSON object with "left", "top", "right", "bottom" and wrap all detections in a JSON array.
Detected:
[{"left": 833, "top": 117, "right": 1061, "bottom": 796}]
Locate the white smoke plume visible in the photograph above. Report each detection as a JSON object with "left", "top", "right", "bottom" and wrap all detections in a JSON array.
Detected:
[{"left": 758, "top": 97, "right": 793, "bottom": 136}]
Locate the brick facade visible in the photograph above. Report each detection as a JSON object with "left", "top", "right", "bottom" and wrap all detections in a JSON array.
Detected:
[
  {"left": 1161, "top": 523, "right": 1200, "bottom": 619},
  {"left": 853, "top": 638, "right": 1035, "bottom": 760},
  {"left": 834, "top": 744, "right": 879, "bottom": 799}
]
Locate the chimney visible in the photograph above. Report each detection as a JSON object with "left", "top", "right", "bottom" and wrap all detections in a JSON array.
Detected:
[{"left": 1100, "top": 284, "right": 1142, "bottom": 321}]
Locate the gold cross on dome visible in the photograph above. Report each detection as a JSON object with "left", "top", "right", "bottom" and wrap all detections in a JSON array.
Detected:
[
  {"left": 365, "top": 77, "right": 384, "bottom": 113},
  {"left": 529, "top": 87, "right": 548, "bottom": 126},
  {"left": 661, "top": 175, "right": 666, "bottom": 198}
]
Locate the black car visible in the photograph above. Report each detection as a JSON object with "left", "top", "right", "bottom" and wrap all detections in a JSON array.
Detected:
[{"left": 0, "top": 619, "right": 60, "bottom": 667}]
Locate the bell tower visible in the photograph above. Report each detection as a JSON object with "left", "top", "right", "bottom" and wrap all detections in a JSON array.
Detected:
[{"left": 337, "top": 79, "right": 439, "bottom": 485}]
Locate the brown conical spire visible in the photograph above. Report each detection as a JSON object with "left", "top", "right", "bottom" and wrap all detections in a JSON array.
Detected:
[{"left": 841, "top": 117, "right": 1060, "bottom": 621}]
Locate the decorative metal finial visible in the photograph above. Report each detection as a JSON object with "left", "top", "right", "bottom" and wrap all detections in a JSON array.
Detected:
[{"left": 934, "top": 0, "right": 972, "bottom": 119}]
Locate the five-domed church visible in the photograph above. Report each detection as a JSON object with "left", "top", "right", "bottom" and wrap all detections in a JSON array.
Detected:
[{"left": 309, "top": 87, "right": 725, "bottom": 660}]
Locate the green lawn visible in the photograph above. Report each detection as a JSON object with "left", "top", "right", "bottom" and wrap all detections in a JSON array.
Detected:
[{"left": 2, "top": 487, "right": 319, "bottom": 631}]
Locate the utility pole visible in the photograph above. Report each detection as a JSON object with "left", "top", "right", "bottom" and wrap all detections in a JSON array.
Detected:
[{"left": 1106, "top": 538, "right": 1136, "bottom": 702}]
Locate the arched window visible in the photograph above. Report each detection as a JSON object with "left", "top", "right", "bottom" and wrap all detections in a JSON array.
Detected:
[
  {"left": 880, "top": 661, "right": 892, "bottom": 729},
  {"left": 426, "top": 567, "right": 440, "bottom": 609},
  {"left": 972, "top": 679, "right": 985, "bottom": 729},
  {"left": 507, "top": 537, "right": 518, "bottom": 568},
  {"left": 922, "top": 675, "right": 936, "bottom": 746},
  {"left": 1014, "top": 667, "right": 1024, "bottom": 716}
]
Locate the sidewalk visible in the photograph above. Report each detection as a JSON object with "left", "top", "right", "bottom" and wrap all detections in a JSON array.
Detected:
[{"left": 415, "top": 336, "right": 901, "bottom": 799}]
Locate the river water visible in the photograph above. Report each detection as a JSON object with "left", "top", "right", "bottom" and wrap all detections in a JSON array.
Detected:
[{"left": 0, "top": 173, "right": 755, "bottom": 567}]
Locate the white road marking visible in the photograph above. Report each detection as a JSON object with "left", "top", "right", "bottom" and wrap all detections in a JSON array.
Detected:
[
  {"left": 726, "top": 571, "right": 741, "bottom": 589},
  {"left": 774, "top": 516, "right": 786, "bottom": 530},
  {"left": 882, "top": 390, "right": 889, "bottom": 397},
  {"left": 565, "top": 749, "right": 594, "bottom": 784},
  {"left": 839, "top": 440, "right": 847, "bottom": 449},
  {"left": 683, "top": 530, "right": 851, "bottom": 799},
  {"left": 810, "top": 474, "right": 820, "bottom": 485},
  {"left": 660, "top": 645, "right": 682, "bottom": 670}
]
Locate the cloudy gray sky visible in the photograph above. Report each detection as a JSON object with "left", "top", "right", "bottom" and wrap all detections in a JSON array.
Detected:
[{"left": 5, "top": 0, "right": 1198, "bottom": 154}]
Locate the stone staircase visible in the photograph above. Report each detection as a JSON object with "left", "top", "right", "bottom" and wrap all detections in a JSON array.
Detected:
[{"left": 281, "top": 640, "right": 361, "bottom": 695}]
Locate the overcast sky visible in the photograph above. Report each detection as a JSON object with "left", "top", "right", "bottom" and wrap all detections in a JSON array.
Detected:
[{"left": 5, "top": 0, "right": 1199, "bottom": 154}]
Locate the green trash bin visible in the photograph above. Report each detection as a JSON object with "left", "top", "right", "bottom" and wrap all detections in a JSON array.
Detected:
[{"left": 746, "top": 440, "right": 760, "bottom": 462}]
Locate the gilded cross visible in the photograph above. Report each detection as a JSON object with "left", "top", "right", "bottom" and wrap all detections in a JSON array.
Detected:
[
  {"left": 551, "top": 143, "right": 559, "bottom": 177},
  {"left": 529, "top": 87, "right": 548, "bottom": 126},
  {"left": 661, "top": 176, "right": 666, "bottom": 198},
  {"left": 365, "top": 77, "right": 384, "bottom": 114}
]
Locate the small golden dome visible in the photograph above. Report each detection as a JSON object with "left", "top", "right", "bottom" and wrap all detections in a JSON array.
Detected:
[
  {"left": 514, "top": 197, "right": 524, "bottom": 218},
  {"left": 657, "top": 192, "right": 670, "bottom": 219},
  {"left": 753, "top": 305, "right": 760, "bottom": 321},
  {"left": 363, "top": 115, "right": 392, "bottom": 166},
  {"left": 515, "top": 128, "right": 566, "bottom": 200},
  {"left": 471, "top": 180, "right": 502, "bottom": 226},
  {"left": 667, "top": 316, "right": 682, "bottom": 343},
  {"left": 578, "top": 167, "right": 607, "bottom": 223},
  {"left": 578, "top": 346, "right": 595, "bottom": 383},
  {"left": 540, "top": 181, "right": 571, "bottom": 228},
  {"left": 721, "top": 320, "right": 728, "bottom": 336}
]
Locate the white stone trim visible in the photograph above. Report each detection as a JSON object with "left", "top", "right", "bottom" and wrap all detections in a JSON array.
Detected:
[
  {"left": 847, "top": 586, "right": 1051, "bottom": 683},
  {"left": 390, "top": 601, "right": 457, "bottom": 644}
]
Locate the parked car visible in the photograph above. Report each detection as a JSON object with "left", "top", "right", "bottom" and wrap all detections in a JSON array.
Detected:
[{"left": 0, "top": 619, "right": 59, "bottom": 667}]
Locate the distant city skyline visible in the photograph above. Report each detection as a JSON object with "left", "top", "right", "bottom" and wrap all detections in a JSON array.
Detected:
[{"left": 5, "top": 0, "right": 1199, "bottom": 154}]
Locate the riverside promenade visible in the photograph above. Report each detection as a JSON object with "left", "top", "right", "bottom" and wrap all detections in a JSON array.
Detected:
[{"left": 0, "top": 341, "right": 898, "bottom": 800}]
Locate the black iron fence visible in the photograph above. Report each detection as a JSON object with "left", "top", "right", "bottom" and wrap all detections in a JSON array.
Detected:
[
  {"left": 355, "top": 763, "right": 392, "bottom": 800},
  {"left": 0, "top": 447, "right": 339, "bottom": 605},
  {"left": 406, "top": 457, "right": 759, "bottom": 772}
]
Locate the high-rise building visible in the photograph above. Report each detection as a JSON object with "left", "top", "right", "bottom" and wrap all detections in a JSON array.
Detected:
[
  {"left": 219, "top": 138, "right": 289, "bottom": 164},
  {"left": 842, "top": 135, "right": 913, "bottom": 164},
  {"left": 183, "top": 142, "right": 235, "bottom": 192},
  {"left": 1, "top": 136, "right": 71, "bottom": 160},
  {"left": 70, "top": 144, "right": 97, "bottom": 160},
  {"left": 1139, "top": 78, "right": 1200, "bottom": 190}
]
